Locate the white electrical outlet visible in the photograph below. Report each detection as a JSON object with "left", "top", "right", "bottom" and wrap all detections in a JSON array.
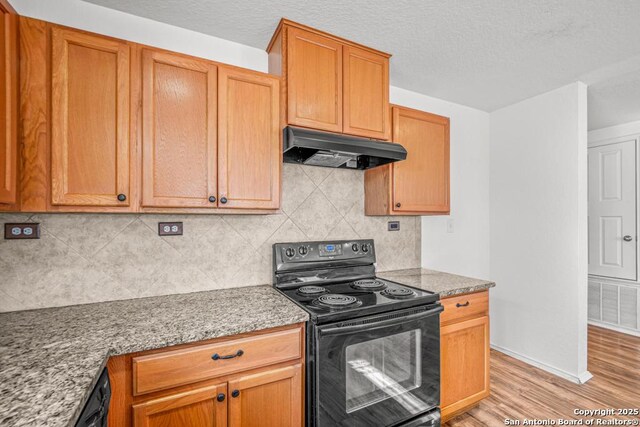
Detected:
[{"left": 447, "top": 218, "right": 454, "bottom": 233}]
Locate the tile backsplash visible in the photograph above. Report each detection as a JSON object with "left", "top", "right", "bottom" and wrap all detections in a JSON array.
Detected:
[{"left": 0, "top": 164, "right": 421, "bottom": 312}]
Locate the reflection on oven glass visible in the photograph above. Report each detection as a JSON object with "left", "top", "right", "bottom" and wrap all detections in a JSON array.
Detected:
[{"left": 345, "top": 329, "right": 426, "bottom": 413}]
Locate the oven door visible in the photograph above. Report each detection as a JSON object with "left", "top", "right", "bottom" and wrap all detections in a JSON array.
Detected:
[{"left": 314, "top": 304, "right": 443, "bottom": 427}]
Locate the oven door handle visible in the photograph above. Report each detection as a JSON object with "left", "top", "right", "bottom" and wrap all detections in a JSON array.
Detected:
[{"left": 318, "top": 305, "right": 443, "bottom": 337}]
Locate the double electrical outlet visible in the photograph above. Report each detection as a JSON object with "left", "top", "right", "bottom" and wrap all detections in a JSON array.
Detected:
[{"left": 4, "top": 223, "right": 40, "bottom": 239}]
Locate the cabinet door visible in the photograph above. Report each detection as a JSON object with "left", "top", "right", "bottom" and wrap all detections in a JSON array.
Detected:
[
  {"left": 133, "top": 383, "right": 227, "bottom": 427},
  {"left": 0, "top": 3, "right": 17, "bottom": 204},
  {"left": 343, "top": 45, "right": 389, "bottom": 140},
  {"left": 217, "top": 67, "right": 280, "bottom": 209},
  {"left": 287, "top": 27, "right": 342, "bottom": 133},
  {"left": 392, "top": 107, "right": 450, "bottom": 213},
  {"left": 141, "top": 49, "right": 218, "bottom": 208},
  {"left": 50, "top": 28, "right": 131, "bottom": 206},
  {"left": 441, "top": 316, "right": 490, "bottom": 418},
  {"left": 228, "top": 363, "right": 302, "bottom": 427}
]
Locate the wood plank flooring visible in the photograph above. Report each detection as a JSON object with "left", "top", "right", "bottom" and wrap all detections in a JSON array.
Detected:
[{"left": 445, "top": 325, "right": 640, "bottom": 426}]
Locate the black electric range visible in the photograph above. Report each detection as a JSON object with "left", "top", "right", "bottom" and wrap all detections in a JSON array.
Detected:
[{"left": 273, "top": 239, "right": 442, "bottom": 427}]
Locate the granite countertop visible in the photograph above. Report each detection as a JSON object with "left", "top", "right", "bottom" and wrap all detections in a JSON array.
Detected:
[
  {"left": 0, "top": 286, "right": 308, "bottom": 427},
  {"left": 379, "top": 268, "right": 495, "bottom": 297}
]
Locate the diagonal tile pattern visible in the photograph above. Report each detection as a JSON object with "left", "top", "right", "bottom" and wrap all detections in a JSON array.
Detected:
[{"left": 0, "top": 164, "right": 421, "bottom": 312}]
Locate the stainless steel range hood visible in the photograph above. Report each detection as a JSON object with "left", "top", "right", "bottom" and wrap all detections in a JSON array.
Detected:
[{"left": 282, "top": 126, "right": 407, "bottom": 169}]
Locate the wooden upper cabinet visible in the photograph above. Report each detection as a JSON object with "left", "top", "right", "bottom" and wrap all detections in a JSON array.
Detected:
[
  {"left": 50, "top": 27, "right": 132, "bottom": 207},
  {"left": 0, "top": 1, "right": 18, "bottom": 205},
  {"left": 141, "top": 49, "right": 218, "bottom": 208},
  {"left": 365, "top": 106, "right": 450, "bottom": 216},
  {"left": 218, "top": 67, "right": 280, "bottom": 209},
  {"left": 343, "top": 45, "right": 390, "bottom": 140},
  {"left": 268, "top": 20, "right": 390, "bottom": 139},
  {"left": 16, "top": 18, "right": 280, "bottom": 213},
  {"left": 392, "top": 107, "right": 450, "bottom": 212},
  {"left": 228, "top": 363, "right": 302, "bottom": 427},
  {"left": 286, "top": 27, "right": 342, "bottom": 133},
  {"left": 133, "top": 383, "right": 228, "bottom": 427}
]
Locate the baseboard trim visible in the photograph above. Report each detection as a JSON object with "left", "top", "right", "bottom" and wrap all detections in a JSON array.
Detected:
[
  {"left": 490, "top": 344, "right": 592, "bottom": 384},
  {"left": 588, "top": 320, "right": 640, "bottom": 337}
]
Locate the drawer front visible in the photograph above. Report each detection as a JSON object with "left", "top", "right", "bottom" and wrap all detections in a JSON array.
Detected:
[
  {"left": 133, "top": 327, "right": 302, "bottom": 395},
  {"left": 441, "top": 291, "right": 488, "bottom": 325}
]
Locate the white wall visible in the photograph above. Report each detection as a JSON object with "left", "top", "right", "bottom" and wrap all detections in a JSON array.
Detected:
[
  {"left": 489, "top": 82, "right": 590, "bottom": 383},
  {"left": 10, "top": 0, "right": 267, "bottom": 72},
  {"left": 390, "top": 88, "right": 491, "bottom": 279}
]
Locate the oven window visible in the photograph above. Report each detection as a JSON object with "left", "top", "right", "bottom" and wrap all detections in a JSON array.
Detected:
[{"left": 345, "top": 329, "right": 422, "bottom": 413}]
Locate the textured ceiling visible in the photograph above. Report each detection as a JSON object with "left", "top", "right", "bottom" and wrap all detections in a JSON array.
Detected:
[
  {"left": 84, "top": 0, "right": 640, "bottom": 116},
  {"left": 588, "top": 71, "right": 640, "bottom": 130}
]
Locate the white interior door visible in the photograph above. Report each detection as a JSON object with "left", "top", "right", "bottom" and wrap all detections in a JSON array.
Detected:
[{"left": 588, "top": 138, "right": 637, "bottom": 280}]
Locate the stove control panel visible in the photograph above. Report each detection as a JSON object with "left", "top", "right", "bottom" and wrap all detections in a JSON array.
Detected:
[{"left": 274, "top": 239, "right": 376, "bottom": 269}]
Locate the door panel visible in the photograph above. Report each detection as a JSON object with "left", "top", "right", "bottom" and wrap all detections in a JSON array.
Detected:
[
  {"left": 0, "top": 5, "right": 17, "bottom": 204},
  {"left": 51, "top": 28, "right": 130, "bottom": 206},
  {"left": 133, "top": 383, "right": 227, "bottom": 427},
  {"left": 141, "top": 49, "right": 217, "bottom": 208},
  {"left": 218, "top": 68, "right": 280, "bottom": 209},
  {"left": 343, "top": 45, "right": 389, "bottom": 140},
  {"left": 228, "top": 364, "right": 302, "bottom": 427},
  {"left": 588, "top": 139, "right": 637, "bottom": 280},
  {"left": 440, "top": 316, "right": 490, "bottom": 417},
  {"left": 287, "top": 27, "right": 342, "bottom": 132},
  {"left": 392, "top": 107, "right": 450, "bottom": 213}
]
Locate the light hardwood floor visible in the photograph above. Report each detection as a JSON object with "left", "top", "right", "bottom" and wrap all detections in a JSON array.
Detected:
[{"left": 446, "top": 325, "right": 640, "bottom": 426}]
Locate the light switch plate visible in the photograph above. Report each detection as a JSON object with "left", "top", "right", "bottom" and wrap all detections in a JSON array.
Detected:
[
  {"left": 4, "top": 223, "right": 40, "bottom": 239},
  {"left": 158, "top": 222, "right": 183, "bottom": 236}
]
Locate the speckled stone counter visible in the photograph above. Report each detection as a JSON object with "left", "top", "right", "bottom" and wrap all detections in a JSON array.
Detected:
[
  {"left": 379, "top": 268, "right": 495, "bottom": 297},
  {"left": 0, "top": 286, "right": 308, "bottom": 427}
]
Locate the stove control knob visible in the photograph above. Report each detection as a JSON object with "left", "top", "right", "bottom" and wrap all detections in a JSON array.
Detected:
[
  {"left": 361, "top": 244, "right": 369, "bottom": 253},
  {"left": 285, "top": 247, "right": 295, "bottom": 258},
  {"left": 298, "top": 246, "right": 308, "bottom": 256},
  {"left": 351, "top": 243, "right": 359, "bottom": 252}
]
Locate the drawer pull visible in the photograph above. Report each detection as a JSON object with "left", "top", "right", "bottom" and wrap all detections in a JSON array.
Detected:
[
  {"left": 211, "top": 349, "right": 244, "bottom": 361},
  {"left": 217, "top": 393, "right": 225, "bottom": 402},
  {"left": 456, "top": 301, "right": 470, "bottom": 308},
  {"left": 231, "top": 390, "right": 240, "bottom": 398}
]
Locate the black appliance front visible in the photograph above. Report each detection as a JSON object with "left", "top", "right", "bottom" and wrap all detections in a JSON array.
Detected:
[
  {"left": 75, "top": 368, "right": 110, "bottom": 427},
  {"left": 310, "top": 304, "right": 443, "bottom": 427}
]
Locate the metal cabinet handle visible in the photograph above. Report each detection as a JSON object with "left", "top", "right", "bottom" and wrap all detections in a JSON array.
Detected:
[
  {"left": 624, "top": 235, "right": 633, "bottom": 242},
  {"left": 395, "top": 202, "right": 401, "bottom": 208},
  {"left": 217, "top": 393, "right": 225, "bottom": 402},
  {"left": 220, "top": 197, "right": 228, "bottom": 204},
  {"left": 456, "top": 301, "right": 470, "bottom": 308},
  {"left": 231, "top": 390, "right": 240, "bottom": 398},
  {"left": 117, "top": 194, "right": 127, "bottom": 202},
  {"left": 211, "top": 349, "right": 244, "bottom": 360},
  {"left": 208, "top": 196, "right": 216, "bottom": 203}
]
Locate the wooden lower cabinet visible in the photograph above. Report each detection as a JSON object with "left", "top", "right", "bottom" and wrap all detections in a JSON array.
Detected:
[
  {"left": 228, "top": 364, "right": 302, "bottom": 427},
  {"left": 133, "top": 383, "right": 228, "bottom": 427},
  {"left": 440, "top": 292, "right": 490, "bottom": 422},
  {"left": 109, "top": 324, "right": 305, "bottom": 427}
]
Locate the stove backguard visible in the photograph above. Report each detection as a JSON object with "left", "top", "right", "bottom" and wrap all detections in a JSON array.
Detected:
[{"left": 273, "top": 240, "right": 376, "bottom": 288}]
